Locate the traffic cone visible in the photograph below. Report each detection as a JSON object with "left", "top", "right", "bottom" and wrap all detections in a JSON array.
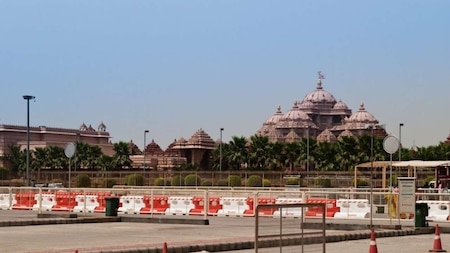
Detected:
[
  {"left": 162, "top": 242, "right": 168, "bottom": 253},
  {"left": 430, "top": 224, "right": 447, "bottom": 252},
  {"left": 369, "top": 228, "right": 378, "bottom": 253}
]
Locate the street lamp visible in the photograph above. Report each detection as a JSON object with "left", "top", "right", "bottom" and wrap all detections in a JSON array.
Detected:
[
  {"left": 369, "top": 124, "right": 374, "bottom": 229},
  {"left": 23, "top": 95, "right": 35, "bottom": 187},
  {"left": 219, "top": 128, "right": 224, "bottom": 173},
  {"left": 143, "top": 130, "right": 149, "bottom": 172},
  {"left": 399, "top": 123, "right": 404, "bottom": 161},
  {"left": 307, "top": 126, "right": 310, "bottom": 174}
]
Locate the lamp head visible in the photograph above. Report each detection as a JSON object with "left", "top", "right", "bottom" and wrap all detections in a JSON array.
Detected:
[{"left": 23, "top": 95, "right": 35, "bottom": 100}]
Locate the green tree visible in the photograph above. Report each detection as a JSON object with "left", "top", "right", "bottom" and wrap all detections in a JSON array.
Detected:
[
  {"left": 113, "top": 141, "right": 132, "bottom": 169},
  {"left": 1, "top": 144, "right": 26, "bottom": 177},
  {"left": 226, "top": 136, "right": 249, "bottom": 170},
  {"left": 284, "top": 142, "right": 302, "bottom": 172}
]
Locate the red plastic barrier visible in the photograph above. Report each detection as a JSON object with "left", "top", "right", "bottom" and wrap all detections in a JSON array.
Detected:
[
  {"left": 140, "top": 196, "right": 169, "bottom": 214},
  {"left": 94, "top": 192, "right": 112, "bottom": 213},
  {"left": 12, "top": 192, "right": 36, "bottom": 210},
  {"left": 190, "top": 196, "right": 206, "bottom": 214},
  {"left": 244, "top": 197, "right": 278, "bottom": 215},
  {"left": 208, "top": 197, "right": 222, "bottom": 214},
  {"left": 305, "top": 198, "right": 339, "bottom": 217},
  {"left": 189, "top": 196, "right": 223, "bottom": 215},
  {"left": 52, "top": 191, "right": 80, "bottom": 211}
]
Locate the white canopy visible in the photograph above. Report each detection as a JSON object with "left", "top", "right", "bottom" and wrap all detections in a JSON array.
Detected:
[{"left": 392, "top": 160, "right": 450, "bottom": 168}]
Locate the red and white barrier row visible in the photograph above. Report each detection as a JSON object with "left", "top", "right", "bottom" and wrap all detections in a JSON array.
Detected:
[{"left": 3, "top": 192, "right": 447, "bottom": 221}]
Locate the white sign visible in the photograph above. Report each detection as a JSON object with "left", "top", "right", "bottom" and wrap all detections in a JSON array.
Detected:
[
  {"left": 398, "top": 177, "right": 415, "bottom": 215},
  {"left": 64, "top": 142, "right": 76, "bottom": 158}
]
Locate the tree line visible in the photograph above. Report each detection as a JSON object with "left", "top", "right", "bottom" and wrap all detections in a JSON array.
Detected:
[{"left": 1, "top": 134, "right": 450, "bottom": 179}]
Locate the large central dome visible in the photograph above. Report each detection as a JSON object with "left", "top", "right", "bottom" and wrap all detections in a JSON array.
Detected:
[{"left": 301, "top": 79, "right": 337, "bottom": 105}]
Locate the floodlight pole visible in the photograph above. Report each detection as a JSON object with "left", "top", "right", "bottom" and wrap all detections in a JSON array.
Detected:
[{"left": 23, "top": 95, "right": 35, "bottom": 187}]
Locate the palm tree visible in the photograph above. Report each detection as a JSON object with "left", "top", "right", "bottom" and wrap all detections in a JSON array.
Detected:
[
  {"left": 32, "top": 147, "right": 49, "bottom": 181},
  {"left": 315, "top": 141, "right": 337, "bottom": 171},
  {"left": 1, "top": 144, "right": 26, "bottom": 177},
  {"left": 248, "top": 135, "right": 271, "bottom": 169},
  {"left": 113, "top": 141, "right": 132, "bottom": 169},
  {"left": 335, "top": 136, "right": 359, "bottom": 171},
  {"left": 267, "top": 142, "right": 284, "bottom": 170},
  {"left": 47, "top": 146, "right": 66, "bottom": 169},
  {"left": 284, "top": 142, "right": 302, "bottom": 172},
  {"left": 226, "top": 136, "right": 249, "bottom": 170}
]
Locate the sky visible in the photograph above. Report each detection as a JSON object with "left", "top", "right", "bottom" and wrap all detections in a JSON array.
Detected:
[{"left": 1, "top": 1, "right": 449, "bottom": 150}]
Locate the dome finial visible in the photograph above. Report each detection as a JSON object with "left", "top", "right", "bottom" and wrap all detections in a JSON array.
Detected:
[
  {"left": 317, "top": 71, "right": 325, "bottom": 89},
  {"left": 277, "top": 105, "right": 281, "bottom": 112},
  {"left": 360, "top": 102, "right": 365, "bottom": 110}
]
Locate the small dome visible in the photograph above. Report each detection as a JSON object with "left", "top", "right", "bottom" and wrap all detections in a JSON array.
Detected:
[
  {"left": 338, "top": 129, "right": 354, "bottom": 139},
  {"left": 301, "top": 79, "right": 337, "bottom": 105},
  {"left": 299, "top": 100, "right": 314, "bottom": 109},
  {"left": 333, "top": 100, "right": 349, "bottom": 110},
  {"left": 281, "top": 101, "right": 311, "bottom": 121},
  {"left": 263, "top": 105, "right": 284, "bottom": 125},
  {"left": 347, "top": 102, "right": 378, "bottom": 123},
  {"left": 98, "top": 122, "right": 106, "bottom": 131},
  {"left": 317, "top": 129, "right": 337, "bottom": 143},
  {"left": 79, "top": 123, "right": 87, "bottom": 131}
]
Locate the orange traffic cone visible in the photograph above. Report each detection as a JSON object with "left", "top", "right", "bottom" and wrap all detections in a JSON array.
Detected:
[
  {"left": 430, "top": 224, "right": 447, "bottom": 252},
  {"left": 162, "top": 242, "right": 168, "bottom": 253},
  {"left": 369, "top": 229, "right": 378, "bottom": 253}
]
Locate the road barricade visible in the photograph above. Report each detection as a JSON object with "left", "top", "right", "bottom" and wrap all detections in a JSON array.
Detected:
[
  {"left": 165, "top": 196, "right": 195, "bottom": 215},
  {"left": 217, "top": 197, "right": 250, "bottom": 216},
  {"left": 140, "top": 196, "right": 169, "bottom": 214},
  {"left": 118, "top": 195, "right": 146, "bottom": 214},
  {"left": 190, "top": 196, "right": 206, "bottom": 214},
  {"left": 12, "top": 192, "right": 36, "bottom": 210},
  {"left": 33, "top": 193, "right": 57, "bottom": 211},
  {"left": 334, "top": 199, "right": 370, "bottom": 219},
  {"left": 0, "top": 193, "right": 15, "bottom": 210},
  {"left": 244, "top": 197, "right": 277, "bottom": 216},
  {"left": 305, "top": 198, "right": 339, "bottom": 217},
  {"left": 73, "top": 194, "right": 100, "bottom": 213},
  {"left": 52, "top": 191, "right": 80, "bottom": 211},
  {"left": 190, "top": 196, "right": 222, "bottom": 215},
  {"left": 94, "top": 192, "right": 112, "bottom": 213},
  {"left": 417, "top": 200, "right": 450, "bottom": 221},
  {"left": 273, "top": 197, "right": 303, "bottom": 217}
]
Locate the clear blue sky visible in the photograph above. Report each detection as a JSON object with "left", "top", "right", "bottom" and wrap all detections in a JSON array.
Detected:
[{"left": 1, "top": 1, "right": 449, "bottom": 150}]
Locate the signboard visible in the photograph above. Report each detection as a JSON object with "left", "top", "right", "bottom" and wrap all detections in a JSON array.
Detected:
[{"left": 398, "top": 177, "right": 415, "bottom": 215}]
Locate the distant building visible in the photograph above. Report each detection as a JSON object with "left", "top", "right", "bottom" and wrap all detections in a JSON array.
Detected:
[
  {"left": 256, "top": 74, "right": 387, "bottom": 142},
  {"left": 0, "top": 123, "right": 114, "bottom": 167}
]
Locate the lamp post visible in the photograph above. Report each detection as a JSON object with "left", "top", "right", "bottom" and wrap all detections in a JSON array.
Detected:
[
  {"left": 307, "top": 126, "right": 310, "bottom": 174},
  {"left": 369, "top": 124, "right": 374, "bottom": 229},
  {"left": 23, "top": 95, "right": 35, "bottom": 187},
  {"left": 219, "top": 128, "right": 224, "bottom": 174},
  {"left": 143, "top": 130, "right": 149, "bottom": 172},
  {"left": 399, "top": 123, "right": 404, "bottom": 161}
]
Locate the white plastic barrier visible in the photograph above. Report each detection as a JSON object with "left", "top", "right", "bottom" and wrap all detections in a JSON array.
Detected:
[
  {"left": 273, "top": 198, "right": 303, "bottom": 217},
  {"left": 32, "top": 194, "right": 57, "bottom": 211},
  {"left": 165, "top": 196, "right": 195, "bottom": 215},
  {"left": 0, "top": 194, "right": 15, "bottom": 210},
  {"left": 119, "top": 195, "right": 146, "bottom": 214},
  {"left": 417, "top": 200, "right": 450, "bottom": 221},
  {"left": 217, "top": 197, "right": 250, "bottom": 216},
  {"left": 334, "top": 199, "right": 370, "bottom": 219},
  {"left": 73, "top": 195, "right": 100, "bottom": 213}
]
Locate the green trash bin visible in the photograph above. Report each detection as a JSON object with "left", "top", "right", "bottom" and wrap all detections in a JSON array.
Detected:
[
  {"left": 105, "top": 197, "right": 120, "bottom": 216},
  {"left": 415, "top": 203, "right": 428, "bottom": 227}
]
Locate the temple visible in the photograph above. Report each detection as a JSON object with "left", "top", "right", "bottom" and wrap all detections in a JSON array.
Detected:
[{"left": 256, "top": 75, "right": 387, "bottom": 142}]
